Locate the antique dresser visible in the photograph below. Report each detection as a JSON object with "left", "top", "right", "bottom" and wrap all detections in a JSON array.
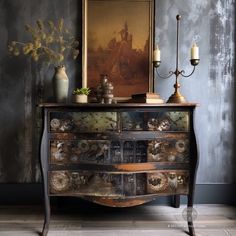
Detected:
[{"left": 40, "top": 103, "right": 198, "bottom": 236}]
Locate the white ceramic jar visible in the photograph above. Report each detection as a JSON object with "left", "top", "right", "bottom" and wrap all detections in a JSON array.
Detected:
[{"left": 53, "top": 65, "right": 69, "bottom": 103}]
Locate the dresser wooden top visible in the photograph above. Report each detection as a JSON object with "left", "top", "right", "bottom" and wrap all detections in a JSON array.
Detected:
[{"left": 39, "top": 103, "right": 198, "bottom": 108}]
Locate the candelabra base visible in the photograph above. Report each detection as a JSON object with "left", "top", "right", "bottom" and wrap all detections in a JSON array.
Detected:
[{"left": 167, "top": 91, "right": 186, "bottom": 103}]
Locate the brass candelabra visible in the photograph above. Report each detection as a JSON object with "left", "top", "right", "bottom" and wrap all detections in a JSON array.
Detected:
[{"left": 153, "top": 15, "right": 200, "bottom": 103}]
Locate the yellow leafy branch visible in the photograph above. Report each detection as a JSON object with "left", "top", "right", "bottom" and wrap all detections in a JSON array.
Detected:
[{"left": 8, "top": 18, "right": 79, "bottom": 66}]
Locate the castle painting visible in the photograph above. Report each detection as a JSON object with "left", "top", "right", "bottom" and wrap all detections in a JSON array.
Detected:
[{"left": 87, "top": 0, "right": 153, "bottom": 97}]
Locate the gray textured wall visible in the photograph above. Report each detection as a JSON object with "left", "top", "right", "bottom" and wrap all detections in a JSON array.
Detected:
[
  {"left": 0, "top": 0, "right": 235, "bottom": 184},
  {"left": 155, "top": 0, "right": 235, "bottom": 184},
  {"left": 0, "top": 0, "right": 81, "bottom": 182}
]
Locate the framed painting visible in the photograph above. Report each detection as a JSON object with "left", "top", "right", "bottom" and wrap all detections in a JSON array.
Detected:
[{"left": 82, "top": 0, "right": 154, "bottom": 98}]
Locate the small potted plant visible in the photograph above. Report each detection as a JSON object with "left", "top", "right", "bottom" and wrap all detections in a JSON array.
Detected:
[{"left": 73, "top": 87, "right": 90, "bottom": 103}]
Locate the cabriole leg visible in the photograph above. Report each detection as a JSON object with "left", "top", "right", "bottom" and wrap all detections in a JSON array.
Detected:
[
  {"left": 172, "top": 195, "right": 180, "bottom": 208},
  {"left": 42, "top": 194, "right": 50, "bottom": 236},
  {"left": 187, "top": 194, "right": 196, "bottom": 236}
]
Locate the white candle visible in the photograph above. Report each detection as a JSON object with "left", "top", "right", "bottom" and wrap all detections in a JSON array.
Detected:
[
  {"left": 191, "top": 43, "right": 199, "bottom": 60},
  {"left": 153, "top": 46, "right": 161, "bottom": 61}
]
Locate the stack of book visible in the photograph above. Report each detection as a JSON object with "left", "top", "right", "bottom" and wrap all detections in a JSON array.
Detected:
[{"left": 130, "top": 92, "right": 164, "bottom": 104}]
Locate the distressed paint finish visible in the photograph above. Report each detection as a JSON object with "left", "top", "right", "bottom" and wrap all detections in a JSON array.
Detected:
[
  {"left": 49, "top": 170, "right": 189, "bottom": 196},
  {"left": 0, "top": 0, "right": 235, "bottom": 184},
  {"left": 155, "top": 0, "right": 235, "bottom": 183},
  {"left": 41, "top": 103, "right": 197, "bottom": 214},
  {"left": 0, "top": 0, "right": 81, "bottom": 183}
]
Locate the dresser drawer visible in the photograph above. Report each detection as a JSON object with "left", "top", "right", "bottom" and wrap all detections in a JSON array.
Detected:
[
  {"left": 147, "top": 170, "right": 189, "bottom": 194},
  {"left": 49, "top": 171, "right": 127, "bottom": 196},
  {"left": 49, "top": 111, "right": 189, "bottom": 133},
  {"left": 122, "top": 111, "right": 189, "bottom": 131},
  {"left": 49, "top": 111, "right": 117, "bottom": 132},
  {"left": 147, "top": 135, "right": 189, "bottom": 162},
  {"left": 50, "top": 140, "right": 147, "bottom": 164},
  {"left": 49, "top": 170, "right": 189, "bottom": 196},
  {"left": 50, "top": 140, "right": 110, "bottom": 164},
  {"left": 50, "top": 134, "right": 189, "bottom": 165}
]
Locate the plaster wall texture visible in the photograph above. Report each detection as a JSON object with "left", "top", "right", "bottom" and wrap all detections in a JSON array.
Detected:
[
  {"left": 155, "top": 0, "right": 235, "bottom": 183},
  {"left": 0, "top": 0, "right": 81, "bottom": 182},
  {"left": 0, "top": 0, "right": 234, "bottom": 184}
]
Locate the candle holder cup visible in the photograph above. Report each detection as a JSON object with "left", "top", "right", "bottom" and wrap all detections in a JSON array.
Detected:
[
  {"left": 190, "top": 59, "right": 200, "bottom": 66},
  {"left": 153, "top": 61, "right": 161, "bottom": 68}
]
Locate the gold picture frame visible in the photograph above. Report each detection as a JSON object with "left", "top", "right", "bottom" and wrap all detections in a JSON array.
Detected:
[{"left": 82, "top": 0, "right": 154, "bottom": 98}]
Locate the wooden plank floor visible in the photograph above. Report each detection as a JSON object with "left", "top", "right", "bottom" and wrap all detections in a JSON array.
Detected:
[{"left": 0, "top": 204, "right": 235, "bottom": 235}]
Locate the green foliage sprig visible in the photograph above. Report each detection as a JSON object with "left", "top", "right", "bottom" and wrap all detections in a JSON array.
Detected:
[
  {"left": 73, "top": 88, "right": 90, "bottom": 96},
  {"left": 8, "top": 18, "right": 79, "bottom": 66}
]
